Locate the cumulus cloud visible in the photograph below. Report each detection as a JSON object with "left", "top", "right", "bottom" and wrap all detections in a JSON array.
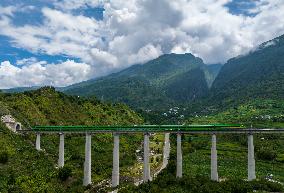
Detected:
[
  {"left": 0, "top": 0, "right": 284, "bottom": 88},
  {"left": 128, "top": 44, "right": 163, "bottom": 64},
  {"left": 0, "top": 60, "right": 91, "bottom": 89}
]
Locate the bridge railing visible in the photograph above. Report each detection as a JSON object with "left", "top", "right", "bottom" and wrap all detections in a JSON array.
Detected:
[{"left": 31, "top": 124, "right": 244, "bottom": 132}]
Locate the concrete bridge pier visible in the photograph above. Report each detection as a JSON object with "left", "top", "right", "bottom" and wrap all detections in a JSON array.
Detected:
[
  {"left": 162, "top": 133, "right": 170, "bottom": 170},
  {"left": 83, "top": 133, "right": 92, "bottom": 186},
  {"left": 143, "top": 133, "right": 151, "bottom": 182},
  {"left": 58, "top": 133, "right": 64, "bottom": 168},
  {"left": 36, "top": 133, "right": 41, "bottom": 150},
  {"left": 176, "top": 133, "right": 182, "bottom": 178},
  {"left": 248, "top": 134, "right": 256, "bottom": 181},
  {"left": 112, "top": 133, "right": 120, "bottom": 188},
  {"left": 211, "top": 134, "right": 218, "bottom": 181}
]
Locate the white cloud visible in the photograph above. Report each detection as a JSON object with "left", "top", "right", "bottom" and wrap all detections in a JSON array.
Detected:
[
  {"left": 128, "top": 44, "right": 162, "bottom": 64},
  {"left": 0, "top": 60, "right": 91, "bottom": 89},
  {"left": 54, "top": 0, "right": 104, "bottom": 11},
  {"left": 90, "top": 48, "right": 118, "bottom": 67},
  {"left": 1, "top": 0, "right": 284, "bottom": 88},
  {"left": 0, "top": 6, "right": 16, "bottom": 16},
  {"left": 16, "top": 57, "right": 38, "bottom": 66}
]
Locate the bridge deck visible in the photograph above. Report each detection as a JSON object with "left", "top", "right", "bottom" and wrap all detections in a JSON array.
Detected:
[{"left": 18, "top": 124, "right": 284, "bottom": 134}]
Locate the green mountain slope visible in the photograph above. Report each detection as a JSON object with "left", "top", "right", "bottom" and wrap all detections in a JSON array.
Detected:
[
  {"left": 0, "top": 87, "right": 143, "bottom": 192},
  {"left": 210, "top": 34, "right": 284, "bottom": 105},
  {"left": 187, "top": 99, "right": 284, "bottom": 128},
  {"left": 137, "top": 35, "right": 284, "bottom": 125},
  {"left": 165, "top": 68, "right": 210, "bottom": 102},
  {"left": 204, "top": 64, "right": 222, "bottom": 87},
  {"left": 0, "top": 124, "right": 65, "bottom": 193},
  {"left": 64, "top": 54, "right": 221, "bottom": 110},
  {"left": 182, "top": 35, "right": 284, "bottom": 128},
  {"left": 2, "top": 86, "right": 41, "bottom": 93}
]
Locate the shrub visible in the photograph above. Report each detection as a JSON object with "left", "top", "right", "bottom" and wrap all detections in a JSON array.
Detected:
[
  {"left": 156, "top": 157, "right": 160, "bottom": 163},
  {"left": 0, "top": 151, "right": 9, "bottom": 164},
  {"left": 58, "top": 166, "right": 72, "bottom": 181},
  {"left": 251, "top": 179, "right": 284, "bottom": 192},
  {"left": 191, "top": 140, "right": 208, "bottom": 150},
  {"left": 256, "top": 148, "right": 277, "bottom": 161}
]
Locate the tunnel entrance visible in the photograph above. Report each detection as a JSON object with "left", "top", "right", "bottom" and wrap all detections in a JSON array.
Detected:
[{"left": 15, "top": 123, "right": 21, "bottom": 131}]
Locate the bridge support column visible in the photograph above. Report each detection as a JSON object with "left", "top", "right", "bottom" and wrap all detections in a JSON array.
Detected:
[
  {"left": 36, "top": 133, "right": 41, "bottom": 150},
  {"left": 112, "top": 133, "right": 119, "bottom": 188},
  {"left": 176, "top": 133, "right": 182, "bottom": 178},
  {"left": 83, "top": 133, "right": 92, "bottom": 186},
  {"left": 211, "top": 134, "right": 218, "bottom": 181},
  {"left": 162, "top": 133, "right": 170, "bottom": 170},
  {"left": 58, "top": 133, "right": 64, "bottom": 168},
  {"left": 143, "top": 133, "right": 151, "bottom": 182},
  {"left": 248, "top": 134, "right": 256, "bottom": 181}
]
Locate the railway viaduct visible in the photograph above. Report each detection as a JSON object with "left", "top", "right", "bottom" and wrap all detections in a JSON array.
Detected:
[{"left": 20, "top": 125, "right": 284, "bottom": 187}]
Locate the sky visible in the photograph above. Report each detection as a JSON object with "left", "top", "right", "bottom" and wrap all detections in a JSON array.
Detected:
[{"left": 0, "top": 0, "right": 284, "bottom": 89}]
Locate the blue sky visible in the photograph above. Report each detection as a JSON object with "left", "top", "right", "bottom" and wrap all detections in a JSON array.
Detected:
[
  {"left": 0, "top": 0, "right": 104, "bottom": 65},
  {"left": 225, "top": 0, "right": 260, "bottom": 16},
  {"left": 0, "top": 0, "right": 284, "bottom": 89}
]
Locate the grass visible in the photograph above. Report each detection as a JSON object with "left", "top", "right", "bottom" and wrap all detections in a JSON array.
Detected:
[{"left": 181, "top": 134, "right": 284, "bottom": 183}]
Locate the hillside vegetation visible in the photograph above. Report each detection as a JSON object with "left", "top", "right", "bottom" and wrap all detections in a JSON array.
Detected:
[
  {"left": 124, "top": 155, "right": 284, "bottom": 193},
  {"left": 1, "top": 87, "right": 142, "bottom": 126},
  {"left": 123, "top": 132, "right": 284, "bottom": 193},
  {"left": 187, "top": 99, "right": 284, "bottom": 128},
  {"left": 210, "top": 34, "right": 284, "bottom": 107},
  {"left": 63, "top": 54, "right": 221, "bottom": 110},
  {"left": 0, "top": 124, "right": 65, "bottom": 192},
  {"left": 0, "top": 87, "right": 144, "bottom": 192}
]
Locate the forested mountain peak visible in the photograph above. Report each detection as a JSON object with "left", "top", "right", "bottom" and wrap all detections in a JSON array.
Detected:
[{"left": 63, "top": 53, "right": 219, "bottom": 110}]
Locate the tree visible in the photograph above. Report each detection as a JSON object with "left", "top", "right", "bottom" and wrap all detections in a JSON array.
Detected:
[
  {"left": 0, "top": 151, "right": 8, "bottom": 164},
  {"left": 58, "top": 166, "right": 72, "bottom": 181}
]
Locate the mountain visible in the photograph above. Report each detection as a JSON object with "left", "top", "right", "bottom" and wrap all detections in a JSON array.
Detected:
[
  {"left": 3, "top": 34, "right": 283, "bottom": 120},
  {"left": 64, "top": 53, "right": 221, "bottom": 110},
  {"left": 2, "top": 86, "right": 41, "bottom": 93},
  {"left": 183, "top": 34, "right": 284, "bottom": 129},
  {"left": 210, "top": 34, "right": 284, "bottom": 106}
]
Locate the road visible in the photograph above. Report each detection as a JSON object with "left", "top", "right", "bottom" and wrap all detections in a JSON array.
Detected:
[{"left": 134, "top": 133, "right": 171, "bottom": 186}]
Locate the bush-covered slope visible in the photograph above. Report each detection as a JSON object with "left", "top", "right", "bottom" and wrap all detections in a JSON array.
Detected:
[
  {"left": 0, "top": 87, "right": 144, "bottom": 192},
  {"left": 0, "top": 124, "right": 65, "bottom": 193},
  {"left": 1, "top": 87, "right": 142, "bottom": 126}
]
